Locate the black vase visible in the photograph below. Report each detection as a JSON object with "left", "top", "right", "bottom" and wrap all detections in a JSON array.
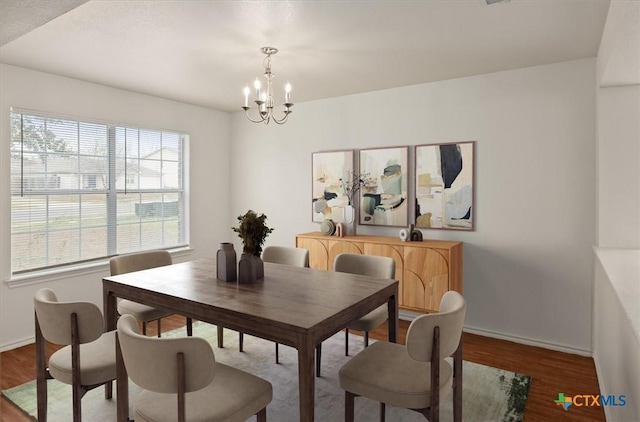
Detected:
[{"left": 216, "top": 243, "right": 237, "bottom": 282}]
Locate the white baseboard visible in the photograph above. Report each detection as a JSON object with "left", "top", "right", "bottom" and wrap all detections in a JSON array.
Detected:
[
  {"left": 463, "top": 326, "right": 593, "bottom": 357},
  {"left": 1, "top": 336, "right": 35, "bottom": 353},
  {"left": 400, "top": 310, "right": 592, "bottom": 357}
]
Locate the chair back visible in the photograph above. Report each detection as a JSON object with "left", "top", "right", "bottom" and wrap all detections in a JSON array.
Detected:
[
  {"left": 405, "top": 291, "right": 466, "bottom": 362},
  {"left": 110, "top": 250, "right": 172, "bottom": 276},
  {"left": 34, "top": 288, "right": 104, "bottom": 346},
  {"left": 262, "top": 246, "right": 309, "bottom": 268},
  {"left": 333, "top": 253, "right": 395, "bottom": 279},
  {"left": 117, "top": 314, "right": 215, "bottom": 394}
]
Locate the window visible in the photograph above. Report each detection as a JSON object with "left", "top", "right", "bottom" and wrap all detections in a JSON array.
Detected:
[{"left": 10, "top": 110, "right": 188, "bottom": 274}]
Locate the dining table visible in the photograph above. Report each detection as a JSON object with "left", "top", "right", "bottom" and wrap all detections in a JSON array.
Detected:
[{"left": 103, "top": 257, "right": 399, "bottom": 422}]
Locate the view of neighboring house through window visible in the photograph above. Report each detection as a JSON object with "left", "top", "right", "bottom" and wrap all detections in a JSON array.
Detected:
[{"left": 10, "top": 109, "right": 188, "bottom": 274}]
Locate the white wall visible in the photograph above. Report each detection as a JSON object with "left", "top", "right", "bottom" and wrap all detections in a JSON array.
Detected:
[
  {"left": 593, "top": 249, "right": 640, "bottom": 422},
  {"left": 592, "top": 1, "right": 640, "bottom": 416},
  {"left": 0, "top": 64, "right": 231, "bottom": 350},
  {"left": 597, "top": 85, "right": 640, "bottom": 248},
  {"left": 231, "top": 59, "right": 597, "bottom": 353}
]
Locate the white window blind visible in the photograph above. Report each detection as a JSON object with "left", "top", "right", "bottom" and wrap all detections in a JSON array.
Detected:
[{"left": 10, "top": 110, "right": 188, "bottom": 274}]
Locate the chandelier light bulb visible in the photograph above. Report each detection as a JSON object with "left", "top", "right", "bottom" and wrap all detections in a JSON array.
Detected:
[
  {"left": 243, "top": 86, "right": 250, "bottom": 107},
  {"left": 285, "top": 81, "right": 291, "bottom": 103}
]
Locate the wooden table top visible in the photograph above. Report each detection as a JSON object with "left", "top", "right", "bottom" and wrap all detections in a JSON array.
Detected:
[{"left": 103, "top": 257, "right": 398, "bottom": 343}]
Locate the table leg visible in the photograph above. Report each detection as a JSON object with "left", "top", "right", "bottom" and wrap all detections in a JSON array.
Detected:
[
  {"left": 103, "top": 288, "right": 117, "bottom": 332},
  {"left": 297, "top": 343, "right": 316, "bottom": 422},
  {"left": 387, "top": 289, "right": 398, "bottom": 343},
  {"left": 217, "top": 326, "right": 224, "bottom": 348}
]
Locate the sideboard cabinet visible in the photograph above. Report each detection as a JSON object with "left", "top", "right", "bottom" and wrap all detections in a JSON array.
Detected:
[{"left": 295, "top": 232, "right": 463, "bottom": 313}]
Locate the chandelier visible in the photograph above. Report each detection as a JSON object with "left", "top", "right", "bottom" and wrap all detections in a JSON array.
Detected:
[{"left": 242, "top": 47, "right": 293, "bottom": 125}]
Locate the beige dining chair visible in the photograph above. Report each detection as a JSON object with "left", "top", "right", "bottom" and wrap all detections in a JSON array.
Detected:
[
  {"left": 339, "top": 291, "right": 466, "bottom": 422},
  {"left": 110, "top": 250, "right": 192, "bottom": 337},
  {"left": 239, "top": 245, "right": 309, "bottom": 364},
  {"left": 34, "top": 288, "right": 117, "bottom": 422},
  {"left": 117, "top": 314, "right": 273, "bottom": 422},
  {"left": 335, "top": 253, "right": 396, "bottom": 354},
  {"left": 314, "top": 253, "right": 395, "bottom": 377}
]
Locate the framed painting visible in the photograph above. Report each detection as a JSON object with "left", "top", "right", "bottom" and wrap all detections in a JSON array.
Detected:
[
  {"left": 415, "top": 141, "right": 475, "bottom": 230},
  {"left": 311, "top": 150, "right": 354, "bottom": 223},
  {"left": 358, "top": 146, "right": 409, "bottom": 227}
]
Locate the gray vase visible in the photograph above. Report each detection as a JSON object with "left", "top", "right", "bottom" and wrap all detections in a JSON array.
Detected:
[
  {"left": 216, "top": 243, "right": 237, "bottom": 282},
  {"left": 238, "top": 253, "right": 264, "bottom": 284}
]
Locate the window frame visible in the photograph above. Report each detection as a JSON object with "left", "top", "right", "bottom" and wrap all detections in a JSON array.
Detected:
[{"left": 9, "top": 108, "right": 190, "bottom": 276}]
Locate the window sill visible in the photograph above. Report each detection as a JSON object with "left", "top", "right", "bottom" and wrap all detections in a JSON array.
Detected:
[{"left": 4, "top": 247, "right": 194, "bottom": 288}]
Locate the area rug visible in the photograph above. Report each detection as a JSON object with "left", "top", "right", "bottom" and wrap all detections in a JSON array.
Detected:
[{"left": 2, "top": 322, "right": 531, "bottom": 421}]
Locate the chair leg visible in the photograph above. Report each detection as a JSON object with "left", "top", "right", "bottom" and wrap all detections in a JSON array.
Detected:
[
  {"left": 156, "top": 319, "right": 162, "bottom": 338},
  {"left": 72, "top": 383, "right": 82, "bottom": 422},
  {"left": 70, "top": 313, "right": 82, "bottom": 422},
  {"left": 186, "top": 317, "right": 193, "bottom": 336},
  {"left": 380, "top": 402, "right": 386, "bottom": 422},
  {"left": 142, "top": 321, "right": 147, "bottom": 336},
  {"left": 345, "top": 391, "right": 355, "bottom": 422},
  {"left": 453, "top": 342, "right": 463, "bottom": 422},
  {"left": 345, "top": 328, "right": 349, "bottom": 356},
  {"left": 256, "top": 407, "right": 267, "bottom": 422},
  {"left": 35, "top": 313, "right": 48, "bottom": 422},
  {"left": 239, "top": 332, "right": 244, "bottom": 352},
  {"left": 430, "top": 326, "right": 441, "bottom": 422},
  {"left": 365, "top": 331, "right": 369, "bottom": 347},
  {"left": 315, "top": 344, "right": 322, "bottom": 377},
  {"left": 275, "top": 342, "right": 280, "bottom": 364}
]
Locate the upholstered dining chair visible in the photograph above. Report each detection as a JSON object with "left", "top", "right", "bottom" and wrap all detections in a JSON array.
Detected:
[
  {"left": 34, "top": 288, "right": 117, "bottom": 422},
  {"left": 339, "top": 291, "right": 466, "bottom": 422},
  {"left": 117, "top": 314, "right": 273, "bottom": 422},
  {"left": 313, "top": 253, "right": 395, "bottom": 377},
  {"left": 110, "top": 250, "right": 192, "bottom": 337},
  {"left": 335, "top": 253, "right": 396, "bottom": 355},
  {"left": 239, "top": 245, "right": 309, "bottom": 364}
]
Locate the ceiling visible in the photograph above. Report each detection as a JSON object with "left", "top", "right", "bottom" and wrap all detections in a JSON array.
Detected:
[{"left": 0, "top": 0, "right": 631, "bottom": 113}]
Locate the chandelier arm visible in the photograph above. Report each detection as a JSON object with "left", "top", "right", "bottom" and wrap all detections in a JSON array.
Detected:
[
  {"left": 271, "top": 110, "right": 291, "bottom": 125},
  {"left": 243, "top": 108, "right": 268, "bottom": 124}
]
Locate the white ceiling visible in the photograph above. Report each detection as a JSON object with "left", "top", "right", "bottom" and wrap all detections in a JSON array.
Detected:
[{"left": 0, "top": 0, "right": 629, "bottom": 113}]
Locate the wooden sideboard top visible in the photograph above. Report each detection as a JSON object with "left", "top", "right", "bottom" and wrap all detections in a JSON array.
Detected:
[{"left": 296, "top": 232, "right": 462, "bottom": 249}]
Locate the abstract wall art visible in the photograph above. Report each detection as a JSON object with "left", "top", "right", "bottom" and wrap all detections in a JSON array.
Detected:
[
  {"left": 415, "top": 141, "right": 475, "bottom": 230},
  {"left": 358, "top": 146, "right": 409, "bottom": 227},
  {"left": 311, "top": 150, "right": 354, "bottom": 223}
]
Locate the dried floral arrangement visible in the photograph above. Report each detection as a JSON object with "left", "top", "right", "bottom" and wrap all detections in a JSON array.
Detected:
[
  {"left": 339, "top": 171, "right": 375, "bottom": 205},
  {"left": 232, "top": 210, "right": 274, "bottom": 256}
]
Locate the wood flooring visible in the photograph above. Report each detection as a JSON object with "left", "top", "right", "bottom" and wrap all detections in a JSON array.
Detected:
[{"left": 1, "top": 316, "right": 605, "bottom": 422}]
